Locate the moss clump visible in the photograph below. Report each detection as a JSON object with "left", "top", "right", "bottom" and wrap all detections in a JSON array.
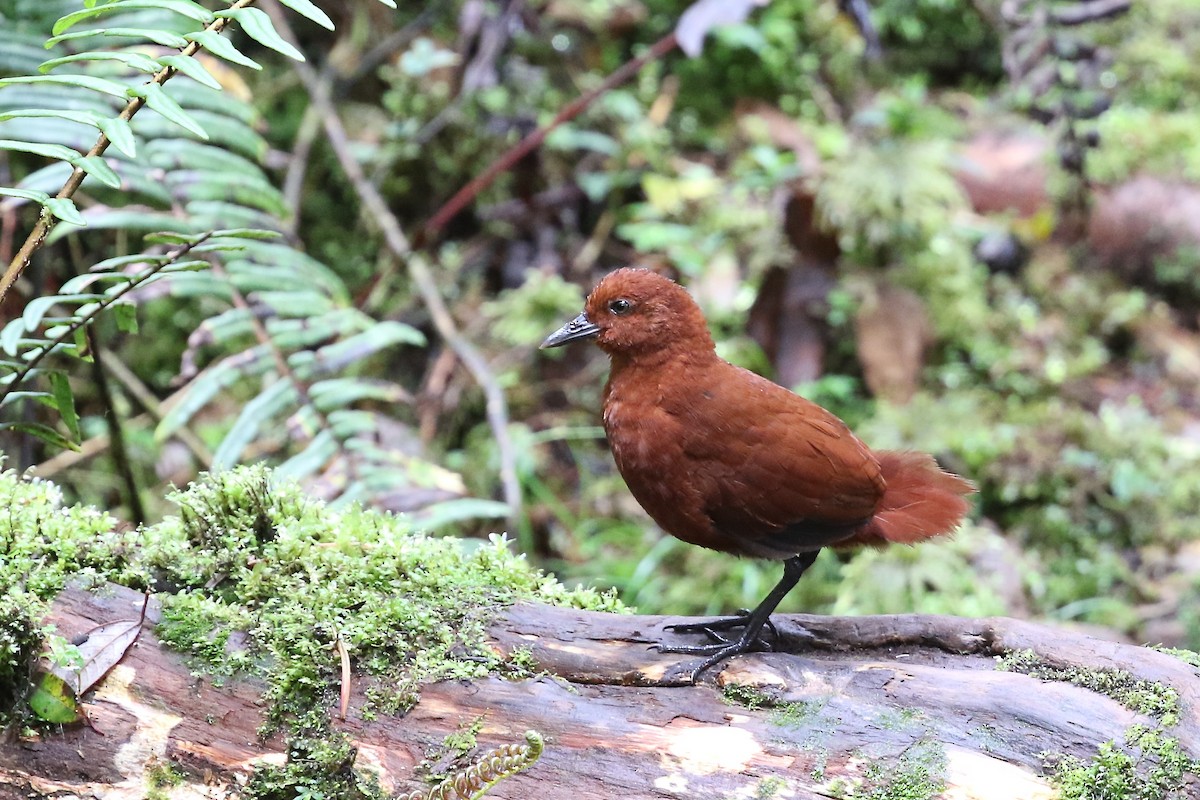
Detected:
[
  {"left": 146, "top": 761, "right": 186, "bottom": 800},
  {"left": 0, "top": 469, "right": 147, "bottom": 730},
  {"left": 720, "top": 682, "right": 822, "bottom": 729},
  {"left": 828, "top": 738, "right": 947, "bottom": 800},
  {"left": 998, "top": 650, "right": 1181, "bottom": 725},
  {"left": 242, "top": 735, "right": 386, "bottom": 800},
  {"left": 0, "top": 464, "right": 621, "bottom": 739},
  {"left": 1154, "top": 647, "right": 1200, "bottom": 669},
  {"left": 755, "top": 774, "right": 788, "bottom": 798},
  {"left": 1051, "top": 725, "right": 1199, "bottom": 800}
]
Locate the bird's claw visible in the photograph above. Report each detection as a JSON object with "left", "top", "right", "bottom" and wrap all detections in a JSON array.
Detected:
[
  {"left": 654, "top": 637, "right": 763, "bottom": 683},
  {"left": 666, "top": 610, "right": 754, "bottom": 635},
  {"left": 664, "top": 613, "right": 778, "bottom": 647}
]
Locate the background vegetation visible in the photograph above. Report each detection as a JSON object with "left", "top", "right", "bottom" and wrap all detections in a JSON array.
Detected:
[{"left": 2, "top": 0, "right": 1199, "bottom": 651}]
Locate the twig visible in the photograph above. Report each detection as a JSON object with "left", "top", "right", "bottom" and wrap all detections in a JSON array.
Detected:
[
  {"left": 0, "top": 0, "right": 259, "bottom": 306},
  {"left": 281, "top": 102, "right": 324, "bottom": 235},
  {"left": 422, "top": 31, "right": 680, "bottom": 239},
  {"left": 97, "top": 351, "right": 213, "bottom": 467},
  {"left": 86, "top": 326, "right": 147, "bottom": 525},
  {"left": 339, "top": 8, "right": 436, "bottom": 89},
  {"left": 29, "top": 419, "right": 130, "bottom": 478},
  {"left": 263, "top": 0, "right": 525, "bottom": 524}
]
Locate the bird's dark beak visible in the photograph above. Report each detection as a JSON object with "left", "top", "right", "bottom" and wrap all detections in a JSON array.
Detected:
[{"left": 540, "top": 312, "right": 600, "bottom": 349}]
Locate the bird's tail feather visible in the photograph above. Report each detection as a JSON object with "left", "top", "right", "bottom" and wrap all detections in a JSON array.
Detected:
[{"left": 851, "top": 451, "right": 974, "bottom": 546}]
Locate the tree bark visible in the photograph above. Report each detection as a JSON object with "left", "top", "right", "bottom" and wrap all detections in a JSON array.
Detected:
[{"left": 2, "top": 583, "right": 1198, "bottom": 799}]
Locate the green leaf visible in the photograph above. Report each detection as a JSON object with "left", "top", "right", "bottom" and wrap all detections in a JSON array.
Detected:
[
  {"left": 113, "top": 303, "right": 139, "bottom": 334},
  {"left": 310, "top": 322, "right": 427, "bottom": 374},
  {"left": 126, "top": 83, "right": 208, "bottom": 138},
  {"left": 45, "top": 27, "right": 191, "bottom": 49},
  {"left": 0, "top": 74, "right": 130, "bottom": 99},
  {"left": 185, "top": 30, "right": 262, "bottom": 70},
  {"left": 1, "top": 110, "right": 137, "bottom": 159},
  {"left": 218, "top": 8, "right": 305, "bottom": 61},
  {"left": 0, "top": 319, "right": 25, "bottom": 356},
  {"left": 27, "top": 672, "right": 82, "bottom": 723},
  {"left": 212, "top": 379, "right": 300, "bottom": 469},
  {"left": 275, "top": 429, "right": 337, "bottom": 480},
  {"left": 96, "top": 117, "right": 136, "bottom": 157},
  {"left": 0, "top": 391, "right": 54, "bottom": 409},
  {"left": 0, "top": 188, "right": 85, "bottom": 225},
  {"left": 375, "top": 0, "right": 398, "bottom": 8},
  {"left": 0, "top": 107, "right": 98, "bottom": 125},
  {"left": 0, "top": 421, "right": 80, "bottom": 451},
  {"left": 75, "top": 155, "right": 121, "bottom": 189},
  {"left": 209, "top": 228, "right": 283, "bottom": 241},
  {"left": 39, "top": 50, "right": 163, "bottom": 75},
  {"left": 310, "top": 378, "right": 410, "bottom": 411},
  {"left": 158, "top": 54, "right": 222, "bottom": 90},
  {"left": 23, "top": 293, "right": 104, "bottom": 330},
  {"left": 412, "top": 498, "right": 511, "bottom": 530},
  {"left": 49, "top": 371, "right": 80, "bottom": 440},
  {"left": 276, "top": 0, "right": 335, "bottom": 30},
  {"left": 45, "top": 198, "right": 86, "bottom": 226},
  {"left": 0, "top": 138, "right": 81, "bottom": 164},
  {"left": 156, "top": 347, "right": 274, "bottom": 438},
  {"left": 52, "top": 0, "right": 214, "bottom": 35},
  {"left": 142, "top": 231, "right": 208, "bottom": 246}
]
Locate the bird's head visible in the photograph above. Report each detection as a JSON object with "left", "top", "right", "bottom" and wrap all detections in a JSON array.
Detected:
[{"left": 540, "top": 268, "right": 714, "bottom": 360}]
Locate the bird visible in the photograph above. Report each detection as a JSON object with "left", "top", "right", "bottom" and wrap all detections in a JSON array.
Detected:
[{"left": 541, "top": 267, "right": 975, "bottom": 681}]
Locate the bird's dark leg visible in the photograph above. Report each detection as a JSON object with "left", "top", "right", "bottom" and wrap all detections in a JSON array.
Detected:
[{"left": 656, "top": 550, "right": 820, "bottom": 680}]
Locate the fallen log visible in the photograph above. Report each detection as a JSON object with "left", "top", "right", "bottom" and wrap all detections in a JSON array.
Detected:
[{"left": 2, "top": 582, "right": 1198, "bottom": 800}]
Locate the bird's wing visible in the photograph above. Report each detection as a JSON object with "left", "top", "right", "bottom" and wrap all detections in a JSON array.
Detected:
[{"left": 675, "top": 363, "right": 884, "bottom": 543}]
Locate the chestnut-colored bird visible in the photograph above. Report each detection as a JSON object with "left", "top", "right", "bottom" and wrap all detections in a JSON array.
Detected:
[{"left": 542, "top": 268, "right": 974, "bottom": 680}]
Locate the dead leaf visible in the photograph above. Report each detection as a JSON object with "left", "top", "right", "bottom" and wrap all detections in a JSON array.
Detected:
[
  {"left": 675, "top": 0, "right": 771, "bottom": 57},
  {"left": 50, "top": 618, "right": 143, "bottom": 696}
]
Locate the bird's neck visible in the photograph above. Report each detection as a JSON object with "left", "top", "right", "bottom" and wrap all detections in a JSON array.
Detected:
[{"left": 607, "top": 343, "right": 719, "bottom": 376}]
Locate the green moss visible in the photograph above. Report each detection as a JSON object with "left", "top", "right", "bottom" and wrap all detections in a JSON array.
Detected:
[
  {"left": 0, "top": 464, "right": 618, "bottom": 750},
  {"left": 1051, "top": 726, "right": 1199, "bottom": 800},
  {"left": 833, "top": 739, "right": 947, "bottom": 800},
  {"left": 242, "top": 735, "right": 386, "bottom": 800},
  {"left": 998, "top": 650, "right": 1181, "bottom": 725},
  {"left": 722, "top": 683, "right": 776, "bottom": 711},
  {"left": 1153, "top": 647, "right": 1200, "bottom": 669},
  {"left": 755, "top": 774, "right": 788, "bottom": 799},
  {"left": 146, "top": 761, "right": 186, "bottom": 800},
  {"left": 0, "top": 469, "right": 146, "bottom": 730},
  {"left": 877, "top": 707, "right": 925, "bottom": 732},
  {"left": 418, "top": 716, "right": 487, "bottom": 782},
  {"left": 720, "top": 682, "right": 822, "bottom": 728}
]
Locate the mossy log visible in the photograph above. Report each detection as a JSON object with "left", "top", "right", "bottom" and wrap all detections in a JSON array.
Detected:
[{"left": 2, "top": 583, "right": 1199, "bottom": 800}]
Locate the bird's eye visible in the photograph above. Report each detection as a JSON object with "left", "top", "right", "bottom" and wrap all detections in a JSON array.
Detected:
[{"left": 608, "top": 298, "right": 633, "bottom": 315}]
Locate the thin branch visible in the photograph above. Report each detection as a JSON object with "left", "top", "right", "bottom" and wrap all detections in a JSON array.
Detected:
[
  {"left": 422, "top": 31, "right": 679, "bottom": 239},
  {"left": 282, "top": 102, "right": 324, "bottom": 234},
  {"left": 1, "top": 234, "right": 214, "bottom": 398},
  {"left": 263, "top": 0, "right": 525, "bottom": 523},
  {"left": 97, "top": 351, "right": 213, "bottom": 468},
  {"left": 339, "top": 8, "right": 436, "bottom": 89},
  {"left": 86, "top": 325, "right": 146, "bottom": 525},
  {"left": 0, "top": 0, "right": 258, "bottom": 306}
]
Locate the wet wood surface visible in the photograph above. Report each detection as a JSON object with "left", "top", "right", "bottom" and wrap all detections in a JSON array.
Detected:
[{"left": 2, "top": 583, "right": 1198, "bottom": 799}]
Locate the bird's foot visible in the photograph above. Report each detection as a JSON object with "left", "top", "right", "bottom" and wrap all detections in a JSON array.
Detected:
[
  {"left": 654, "top": 631, "right": 764, "bottom": 683},
  {"left": 664, "top": 611, "right": 778, "bottom": 645}
]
